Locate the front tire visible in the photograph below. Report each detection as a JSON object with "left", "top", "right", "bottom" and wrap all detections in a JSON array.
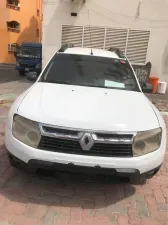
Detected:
[
  {"left": 7, "top": 153, "right": 35, "bottom": 173},
  {"left": 8, "top": 153, "right": 21, "bottom": 168},
  {"left": 130, "top": 165, "right": 162, "bottom": 185},
  {"left": 18, "top": 70, "right": 25, "bottom": 76}
]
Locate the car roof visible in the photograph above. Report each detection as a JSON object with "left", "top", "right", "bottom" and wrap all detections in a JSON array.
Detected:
[
  {"left": 63, "top": 47, "right": 119, "bottom": 59},
  {"left": 21, "top": 42, "right": 42, "bottom": 48}
]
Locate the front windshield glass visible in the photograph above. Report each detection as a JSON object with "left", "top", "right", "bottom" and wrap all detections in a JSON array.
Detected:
[
  {"left": 17, "top": 47, "right": 41, "bottom": 58},
  {"left": 41, "top": 53, "right": 140, "bottom": 92}
]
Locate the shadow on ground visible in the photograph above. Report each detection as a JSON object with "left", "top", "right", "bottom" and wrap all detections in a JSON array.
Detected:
[{"left": 0, "top": 164, "right": 136, "bottom": 210}]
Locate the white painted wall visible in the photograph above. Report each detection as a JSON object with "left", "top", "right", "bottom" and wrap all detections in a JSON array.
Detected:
[{"left": 43, "top": 0, "right": 168, "bottom": 89}]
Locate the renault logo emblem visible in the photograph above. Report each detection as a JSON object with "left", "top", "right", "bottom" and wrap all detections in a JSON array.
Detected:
[{"left": 79, "top": 133, "right": 94, "bottom": 151}]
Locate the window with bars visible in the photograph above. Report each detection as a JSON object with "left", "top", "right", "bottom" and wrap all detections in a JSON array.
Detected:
[
  {"left": 7, "top": 21, "right": 20, "bottom": 32},
  {"left": 6, "top": 0, "right": 20, "bottom": 10},
  {"left": 8, "top": 43, "right": 19, "bottom": 53},
  {"left": 61, "top": 25, "right": 150, "bottom": 64}
]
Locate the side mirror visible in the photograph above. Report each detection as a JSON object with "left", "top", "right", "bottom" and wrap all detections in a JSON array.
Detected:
[
  {"left": 14, "top": 51, "right": 17, "bottom": 58},
  {"left": 26, "top": 72, "right": 38, "bottom": 82},
  {"left": 141, "top": 83, "right": 153, "bottom": 93}
]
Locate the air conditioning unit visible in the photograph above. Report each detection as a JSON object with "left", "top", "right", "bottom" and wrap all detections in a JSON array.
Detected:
[{"left": 71, "top": 0, "right": 85, "bottom": 16}]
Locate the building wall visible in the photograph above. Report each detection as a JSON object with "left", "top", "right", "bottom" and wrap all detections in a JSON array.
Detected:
[
  {"left": 0, "top": 0, "right": 42, "bottom": 63},
  {"left": 43, "top": 0, "right": 168, "bottom": 87},
  {"left": 0, "top": 0, "right": 9, "bottom": 63}
]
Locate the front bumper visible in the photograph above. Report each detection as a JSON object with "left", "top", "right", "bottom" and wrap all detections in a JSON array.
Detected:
[
  {"left": 15, "top": 66, "right": 41, "bottom": 74},
  {"left": 7, "top": 151, "right": 162, "bottom": 182},
  {"left": 5, "top": 127, "right": 166, "bottom": 175}
]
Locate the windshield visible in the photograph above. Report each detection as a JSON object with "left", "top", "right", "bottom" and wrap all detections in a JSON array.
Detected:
[
  {"left": 41, "top": 53, "right": 140, "bottom": 92},
  {"left": 17, "top": 47, "right": 41, "bottom": 58}
]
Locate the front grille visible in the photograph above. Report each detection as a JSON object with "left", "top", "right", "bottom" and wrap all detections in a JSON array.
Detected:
[
  {"left": 20, "top": 63, "right": 35, "bottom": 68},
  {"left": 43, "top": 126, "right": 79, "bottom": 136},
  {"left": 38, "top": 136, "right": 133, "bottom": 157}
]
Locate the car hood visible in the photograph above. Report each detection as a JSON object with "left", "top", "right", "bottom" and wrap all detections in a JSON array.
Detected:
[{"left": 18, "top": 82, "right": 159, "bottom": 132}]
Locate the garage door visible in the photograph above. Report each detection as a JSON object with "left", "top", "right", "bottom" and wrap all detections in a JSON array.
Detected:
[{"left": 61, "top": 25, "right": 150, "bottom": 64}]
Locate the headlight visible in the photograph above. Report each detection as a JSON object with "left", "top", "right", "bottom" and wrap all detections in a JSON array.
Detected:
[
  {"left": 16, "top": 62, "right": 19, "bottom": 66},
  {"left": 133, "top": 128, "right": 162, "bottom": 157},
  {"left": 12, "top": 115, "right": 41, "bottom": 148},
  {"left": 36, "top": 64, "right": 41, "bottom": 68}
]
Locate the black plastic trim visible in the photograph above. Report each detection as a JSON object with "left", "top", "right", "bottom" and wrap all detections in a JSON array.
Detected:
[
  {"left": 7, "top": 152, "right": 161, "bottom": 181},
  {"left": 58, "top": 43, "right": 74, "bottom": 53},
  {"left": 108, "top": 47, "right": 125, "bottom": 58}
]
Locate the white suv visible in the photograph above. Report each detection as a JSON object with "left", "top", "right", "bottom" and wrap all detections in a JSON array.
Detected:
[{"left": 5, "top": 44, "right": 167, "bottom": 184}]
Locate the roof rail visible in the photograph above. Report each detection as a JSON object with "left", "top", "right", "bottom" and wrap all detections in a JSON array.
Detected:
[
  {"left": 108, "top": 47, "right": 125, "bottom": 58},
  {"left": 58, "top": 43, "right": 74, "bottom": 52}
]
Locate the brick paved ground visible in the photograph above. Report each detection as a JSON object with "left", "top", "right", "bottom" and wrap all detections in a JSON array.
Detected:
[{"left": 0, "top": 77, "right": 168, "bottom": 225}]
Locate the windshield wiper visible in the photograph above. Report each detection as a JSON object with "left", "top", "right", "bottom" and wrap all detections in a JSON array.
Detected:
[{"left": 42, "top": 80, "right": 72, "bottom": 85}]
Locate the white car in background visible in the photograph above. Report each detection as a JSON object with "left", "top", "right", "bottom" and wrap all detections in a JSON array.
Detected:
[{"left": 5, "top": 44, "right": 167, "bottom": 184}]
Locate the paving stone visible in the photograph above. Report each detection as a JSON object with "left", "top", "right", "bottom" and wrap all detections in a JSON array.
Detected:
[
  {"left": 0, "top": 193, "right": 6, "bottom": 208},
  {"left": 0, "top": 107, "right": 9, "bottom": 119},
  {"left": 0, "top": 147, "right": 6, "bottom": 158},
  {"left": 150, "top": 210, "right": 168, "bottom": 221},
  {"left": 93, "top": 209, "right": 109, "bottom": 221},
  {"left": 105, "top": 213, "right": 118, "bottom": 225},
  {"left": 9, "top": 215, "right": 41, "bottom": 225},
  {"left": 79, "top": 218, "right": 107, "bottom": 225},
  {"left": 42, "top": 208, "right": 58, "bottom": 225},
  {"left": 105, "top": 203, "right": 127, "bottom": 216},
  {"left": 133, "top": 194, "right": 150, "bottom": 218},
  {"left": 0, "top": 123, "right": 5, "bottom": 135},
  {"left": 4, "top": 174, "right": 27, "bottom": 190},
  {"left": 148, "top": 178, "right": 167, "bottom": 187},
  {"left": 127, "top": 205, "right": 139, "bottom": 221},
  {"left": 154, "top": 189, "right": 165, "bottom": 204},
  {"left": 161, "top": 186, "right": 168, "bottom": 198},
  {"left": 117, "top": 215, "right": 129, "bottom": 225},
  {"left": 158, "top": 203, "right": 168, "bottom": 211},
  {"left": 0, "top": 154, "right": 10, "bottom": 167},
  {"left": 54, "top": 214, "right": 69, "bottom": 225},
  {"left": 145, "top": 195, "right": 158, "bottom": 211},
  {"left": 23, "top": 202, "right": 49, "bottom": 219},
  {"left": 0, "top": 223, "right": 9, "bottom": 225},
  {"left": 0, "top": 136, "right": 5, "bottom": 148},
  {"left": 0, "top": 166, "right": 8, "bottom": 177},
  {"left": 141, "top": 218, "right": 165, "bottom": 225}
]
